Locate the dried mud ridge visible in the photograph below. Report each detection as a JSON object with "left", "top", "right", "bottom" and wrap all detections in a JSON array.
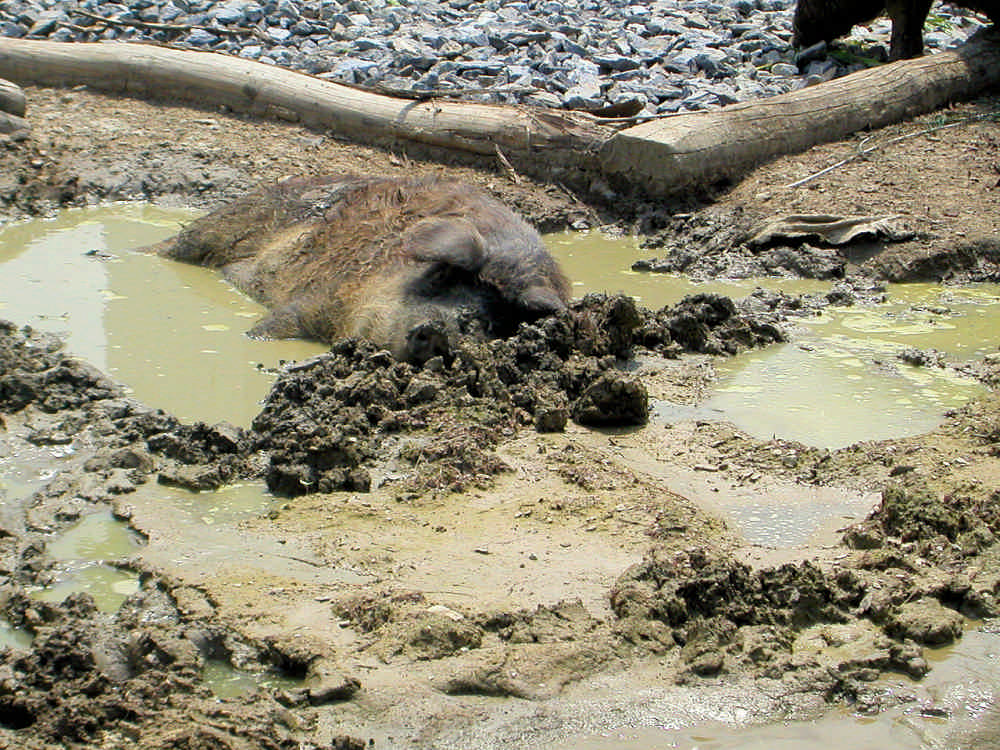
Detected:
[{"left": 2, "top": 268, "right": 1000, "bottom": 747}]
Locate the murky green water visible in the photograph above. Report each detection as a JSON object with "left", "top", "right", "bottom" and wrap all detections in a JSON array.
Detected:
[
  {"left": 2, "top": 211, "right": 998, "bottom": 747},
  {"left": 0, "top": 204, "right": 326, "bottom": 426},
  {"left": 545, "top": 229, "right": 831, "bottom": 309},
  {"left": 202, "top": 659, "right": 303, "bottom": 699},
  {"left": 27, "top": 509, "right": 143, "bottom": 612},
  {"left": 705, "top": 284, "right": 998, "bottom": 447},
  {"left": 0, "top": 441, "right": 66, "bottom": 529},
  {"left": 151, "top": 481, "right": 280, "bottom": 526},
  {"left": 547, "top": 230, "right": 998, "bottom": 448},
  {"left": 0, "top": 619, "right": 32, "bottom": 650},
  {"left": 45, "top": 509, "right": 142, "bottom": 561},
  {"left": 29, "top": 564, "right": 141, "bottom": 613}
]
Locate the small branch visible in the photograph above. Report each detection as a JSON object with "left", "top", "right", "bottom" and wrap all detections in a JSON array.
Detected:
[
  {"left": 74, "top": 8, "right": 263, "bottom": 39},
  {"left": 365, "top": 81, "right": 536, "bottom": 102},
  {"left": 785, "top": 111, "right": 1000, "bottom": 188},
  {"left": 494, "top": 143, "right": 521, "bottom": 184}
]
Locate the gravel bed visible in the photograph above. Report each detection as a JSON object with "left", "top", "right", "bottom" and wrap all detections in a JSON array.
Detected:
[{"left": 0, "top": 0, "right": 991, "bottom": 114}]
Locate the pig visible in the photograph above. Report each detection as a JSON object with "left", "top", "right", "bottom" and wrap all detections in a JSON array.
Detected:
[
  {"left": 146, "top": 174, "right": 571, "bottom": 365},
  {"left": 793, "top": 0, "right": 998, "bottom": 60}
]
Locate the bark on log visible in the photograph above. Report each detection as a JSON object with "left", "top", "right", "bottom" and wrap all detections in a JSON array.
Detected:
[
  {"left": 1, "top": 33, "right": 998, "bottom": 197},
  {"left": 0, "top": 38, "right": 611, "bottom": 180},
  {"left": 0, "top": 76, "right": 26, "bottom": 117},
  {"left": 599, "top": 29, "right": 1000, "bottom": 196}
]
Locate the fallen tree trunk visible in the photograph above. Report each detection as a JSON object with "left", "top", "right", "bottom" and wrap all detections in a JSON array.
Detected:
[
  {"left": 1, "top": 33, "right": 998, "bottom": 197},
  {"left": 0, "top": 38, "right": 611, "bottom": 179},
  {"left": 599, "top": 29, "right": 1000, "bottom": 196}
]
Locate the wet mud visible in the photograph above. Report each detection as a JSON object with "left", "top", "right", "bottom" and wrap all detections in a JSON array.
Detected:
[
  {"left": 2, "top": 278, "right": 999, "bottom": 747},
  {"left": 1, "top": 86, "right": 1000, "bottom": 749}
]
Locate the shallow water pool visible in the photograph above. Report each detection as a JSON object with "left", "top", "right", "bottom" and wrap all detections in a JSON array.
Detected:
[
  {"left": 546, "top": 229, "right": 998, "bottom": 448},
  {"left": 0, "top": 204, "right": 326, "bottom": 426}
]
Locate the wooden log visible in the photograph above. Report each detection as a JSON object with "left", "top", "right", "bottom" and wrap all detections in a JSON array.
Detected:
[
  {"left": 1, "top": 33, "right": 998, "bottom": 197},
  {"left": 0, "top": 76, "right": 26, "bottom": 117},
  {"left": 599, "top": 29, "right": 1000, "bottom": 196},
  {"left": 0, "top": 38, "right": 611, "bottom": 178}
]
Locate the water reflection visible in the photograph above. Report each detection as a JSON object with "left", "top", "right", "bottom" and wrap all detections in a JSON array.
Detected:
[
  {"left": 202, "top": 659, "right": 302, "bottom": 699},
  {"left": 29, "top": 510, "right": 143, "bottom": 613},
  {"left": 546, "top": 230, "right": 998, "bottom": 448},
  {"left": 0, "top": 204, "right": 326, "bottom": 426}
]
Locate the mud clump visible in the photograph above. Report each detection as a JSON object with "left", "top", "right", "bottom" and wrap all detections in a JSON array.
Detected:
[
  {"left": 608, "top": 546, "right": 930, "bottom": 681},
  {"left": 0, "top": 321, "right": 122, "bottom": 413},
  {"left": 634, "top": 206, "right": 850, "bottom": 281},
  {"left": 0, "top": 585, "right": 304, "bottom": 750},
  {"left": 608, "top": 474, "right": 1000, "bottom": 683},
  {"left": 251, "top": 291, "right": 784, "bottom": 496},
  {"left": 885, "top": 597, "right": 964, "bottom": 646},
  {"left": 638, "top": 293, "right": 785, "bottom": 356},
  {"left": 610, "top": 547, "right": 862, "bottom": 633},
  {"left": 2, "top": 281, "right": 784, "bottom": 503},
  {"left": 571, "top": 371, "right": 649, "bottom": 426},
  {"left": 845, "top": 481, "right": 1000, "bottom": 559}
]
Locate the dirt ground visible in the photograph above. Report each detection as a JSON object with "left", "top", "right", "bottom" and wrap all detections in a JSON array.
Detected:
[{"left": 1, "top": 85, "right": 1000, "bottom": 749}]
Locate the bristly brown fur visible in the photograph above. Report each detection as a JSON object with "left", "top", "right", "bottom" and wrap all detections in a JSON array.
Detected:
[{"left": 151, "top": 173, "right": 571, "bottom": 361}]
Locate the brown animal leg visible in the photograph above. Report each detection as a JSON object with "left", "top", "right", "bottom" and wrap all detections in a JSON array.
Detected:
[{"left": 888, "top": 0, "right": 934, "bottom": 58}]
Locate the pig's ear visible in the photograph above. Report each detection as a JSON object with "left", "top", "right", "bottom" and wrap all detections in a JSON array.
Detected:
[{"left": 404, "top": 218, "right": 485, "bottom": 272}]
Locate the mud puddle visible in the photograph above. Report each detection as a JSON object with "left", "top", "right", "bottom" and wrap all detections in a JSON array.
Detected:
[
  {"left": 0, "top": 214, "right": 988, "bottom": 441},
  {"left": 2, "top": 212, "right": 992, "bottom": 600},
  {"left": 2, "top": 210, "right": 999, "bottom": 749},
  {"left": 201, "top": 658, "right": 303, "bottom": 699},
  {"left": 0, "top": 204, "right": 326, "bottom": 425},
  {"left": 548, "top": 230, "right": 996, "bottom": 448},
  {"left": 0, "top": 429, "right": 73, "bottom": 529},
  {"left": 0, "top": 619, "right": 32, "bottom": 650},
  {"left": 545, "top": 229, "right": 830, "bottom": 309},
  {"left": 28, "top": 509, "right": 142, "bottom": 612},
  {"left": 705, "top": 285, "right": 997, "bottom": 447}
]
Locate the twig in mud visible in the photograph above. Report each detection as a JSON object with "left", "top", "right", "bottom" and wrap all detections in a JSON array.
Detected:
[
  {"left": 272, "top": 553, "right": 326, "bottom": 568},
  {"left": 785, "top": 111, "right": 1000, "bottom": 189},
  {"left": 494, "top": 143, "right": 521, "bottom": 184},
  {"left": 418, "top": 590, "right": 476, "bottom": 597}
]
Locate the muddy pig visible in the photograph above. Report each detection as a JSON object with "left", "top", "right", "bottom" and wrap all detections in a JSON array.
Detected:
[
  {"left": 145, "top": 174, "right": 571, "bottom": 364},
  {"left": 793, "top": 0, "right": 998, "bottom": 59}
]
